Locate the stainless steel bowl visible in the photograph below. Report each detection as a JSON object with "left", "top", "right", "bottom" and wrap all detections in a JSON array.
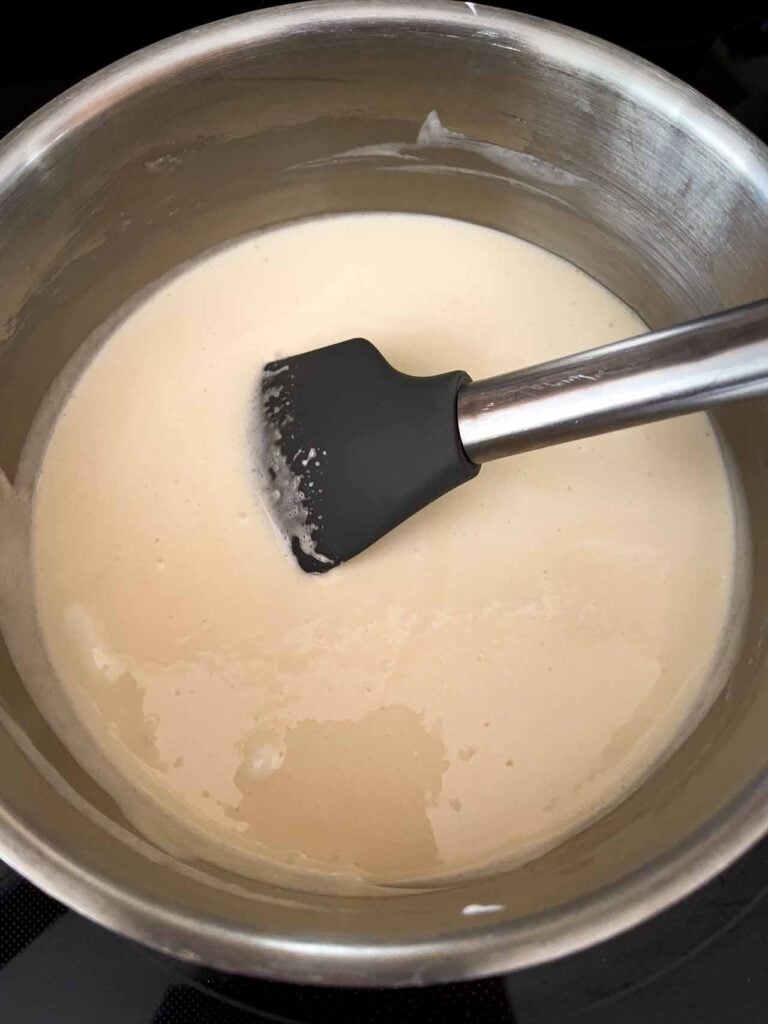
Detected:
[{"left": 1, "top": 0, "right": 768, "bottom": 987}]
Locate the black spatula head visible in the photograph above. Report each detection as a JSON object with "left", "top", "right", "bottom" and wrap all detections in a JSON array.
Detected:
[{"left": 259, "top": 338, "right": 479, "bottom": 573}]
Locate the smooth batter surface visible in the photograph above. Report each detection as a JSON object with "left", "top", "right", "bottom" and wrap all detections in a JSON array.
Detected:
[{"left": 30, "top": 214, "right": 738, "bottom": 887}]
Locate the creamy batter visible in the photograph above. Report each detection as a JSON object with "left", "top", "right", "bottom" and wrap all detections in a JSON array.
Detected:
[{"left": 29, "top": 213, "right": 739, "bottom": 888}]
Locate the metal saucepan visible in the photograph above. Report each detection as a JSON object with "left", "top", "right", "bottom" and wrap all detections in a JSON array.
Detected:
[{"left": 1, "top": 0, "right": 768, "bottom": 986}]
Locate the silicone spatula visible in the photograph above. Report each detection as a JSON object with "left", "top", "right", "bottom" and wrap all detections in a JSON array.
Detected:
[{"left": 260, "top": 298, "right": 768, "bottom": 573}]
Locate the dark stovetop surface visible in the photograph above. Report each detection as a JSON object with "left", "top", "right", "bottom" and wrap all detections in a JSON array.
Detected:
[
  {"left": 2, "top": 4, "right": 768, "bottom": 1022},
  {"left": 3, "top": 835, "right": 768, "bottom": 1023}
]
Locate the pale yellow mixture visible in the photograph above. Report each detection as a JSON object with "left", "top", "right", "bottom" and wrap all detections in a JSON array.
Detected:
[{"left": 30, "top": 213, "right": 738, "bottom": 887}]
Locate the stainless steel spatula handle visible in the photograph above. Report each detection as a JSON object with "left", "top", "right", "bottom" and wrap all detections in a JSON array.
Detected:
[{"left": 458, "top": 299, "right": 768, "bottom": 464}]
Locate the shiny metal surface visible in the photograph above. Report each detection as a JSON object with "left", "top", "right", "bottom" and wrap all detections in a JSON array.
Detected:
[
  {"left": 459, "top": 300, "right": 768, "bottom": 462},
  {"left": 1, "top": 0, "right": 768, "bottom": 988}
]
